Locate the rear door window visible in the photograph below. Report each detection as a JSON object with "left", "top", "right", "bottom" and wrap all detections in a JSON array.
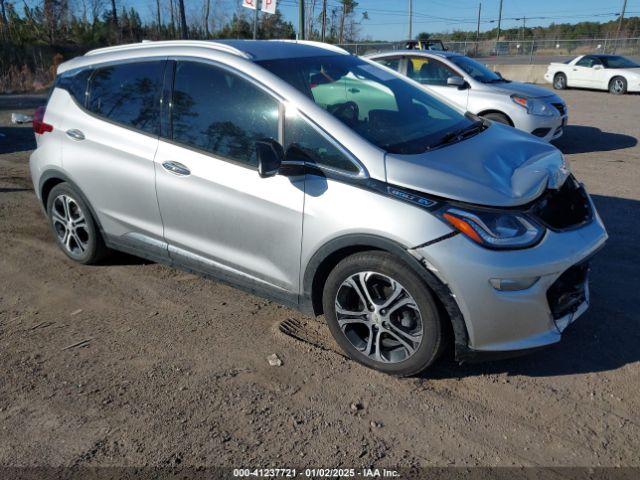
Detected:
[
  {"left": 87, "top": 61, "right": 165, "bottom": 135},
  {"left": 170, "top": 61, "right": 279, "bottom": 167},
  {"left": 408, "top": 57, "right": 455, "bottom": 86},
  {"left": 374, "top": 57, "right": 401, "bottom": 72}
]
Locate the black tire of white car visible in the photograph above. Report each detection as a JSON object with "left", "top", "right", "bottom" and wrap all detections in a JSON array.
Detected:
[
  {"left": 46, "top": 183, "right": 108, "bottom": 265},
  {"left": 322, "top": 251, "right": 443, "bottom": 377},
  {"left": 553, "top": 73, "right": 567, "bottom": 90},
  {"left": 609, "top": 76, "right": 627, "bottom": 95}
]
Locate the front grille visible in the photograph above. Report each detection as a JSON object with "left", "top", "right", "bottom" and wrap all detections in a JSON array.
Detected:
[
  {"left": 547, "top": 263, "right": 589, "bottom": 319},
  {"left": 552, "top": 102, "right": 566, "bottom": 116},
  {"left": 531, "top": 176, "right": 592, "bottom": 230}
]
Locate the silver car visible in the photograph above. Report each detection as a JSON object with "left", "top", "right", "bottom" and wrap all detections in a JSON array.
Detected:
[
  {"left": 30, "top": 40, "right": 607, "bottom": 376},
  {"left": 368, "top": 50, "right": 568, "bottom": 142}
]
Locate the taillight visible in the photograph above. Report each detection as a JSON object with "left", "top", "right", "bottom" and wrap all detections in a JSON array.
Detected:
[{"left": 33, "top": 106, "right": 53, "bottom": 135}]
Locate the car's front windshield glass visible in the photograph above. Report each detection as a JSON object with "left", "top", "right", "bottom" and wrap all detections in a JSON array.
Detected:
[
  {"left": 449, "top": 55, "right": 503, "bottom": 83},
  {"left": 258, "top": 55, "right": 473, "bottom": 154},
  {"left": 599, "top": 56, "right": 640, "bottom": 69}
]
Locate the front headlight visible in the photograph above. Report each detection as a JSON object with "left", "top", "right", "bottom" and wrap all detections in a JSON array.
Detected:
[
  {"left": 511, "top": 95, "right": 555, "bottom": 117},
  {"left": 437, "top": 206, "right": 545, "bottom": 249}
]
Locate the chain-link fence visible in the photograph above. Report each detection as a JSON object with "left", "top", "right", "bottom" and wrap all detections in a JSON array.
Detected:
[{"left": 338, "top": 38, "right": 640, "bottom": 64}]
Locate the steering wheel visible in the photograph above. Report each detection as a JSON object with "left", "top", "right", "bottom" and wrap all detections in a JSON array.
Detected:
[{"left": 329, "top": 101, "right": 360, "bottom": 126}]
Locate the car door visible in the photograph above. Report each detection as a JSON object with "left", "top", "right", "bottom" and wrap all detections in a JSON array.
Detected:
[
  {"left": 404, "top": 56, "right": 469, "bottom": 109},
  {"left": 154, "top": 59, "right": 304, "bottom": 299},
  {"left": 570, "top": 56, "right": 598, "bottom": 87},
  {"left": 61, "top": 60, "right": 167, "bottom": 253}
]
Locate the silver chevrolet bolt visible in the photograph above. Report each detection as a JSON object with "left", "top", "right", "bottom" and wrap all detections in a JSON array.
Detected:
[
  {"left": 367, "top": 50, "right": 568, "bottom": 142},
  {"left": 30, "top": 40, "right": 607, "bottom": 376}
]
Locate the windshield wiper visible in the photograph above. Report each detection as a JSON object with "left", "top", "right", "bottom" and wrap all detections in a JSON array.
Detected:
[{"left": 426, "top": 120, "right": 486, "bottom": 151}]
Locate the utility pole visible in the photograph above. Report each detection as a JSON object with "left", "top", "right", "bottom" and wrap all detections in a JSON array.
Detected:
[
  {"left": 496, "top": 0, "right": 503, "bottom": 48},
  {"left": 299, "top": 0, "right": 305, "bottom": 39},
  {"left": 408, "top": 0, "right": 413, "bottom": 40},
  {"left": 614, "top": 0, "right": 628, "bottom": 53},
  {"left": 321, "top": 0, "right": 327, "bottom": 41},
  {"left": 475, "top": 2, "right": 481, "bottom": 56},
  {"left": 253, "top": 0, "right": 259, "bottom": 39}
]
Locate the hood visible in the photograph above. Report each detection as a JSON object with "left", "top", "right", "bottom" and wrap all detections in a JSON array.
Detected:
[
  {"left": 490, "top": 80, "right": 557, "bottom": 99},
  {"left": 385, "top": 123, "right": 570, "bottom": 208}
]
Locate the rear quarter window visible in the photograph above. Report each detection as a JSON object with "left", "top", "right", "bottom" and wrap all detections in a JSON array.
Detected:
[
  {"left": 87, "top": 61, "right": 165, "bottom": 135},
  {"left": 56, "top": 68, "right": 92, "bottom": 106}
]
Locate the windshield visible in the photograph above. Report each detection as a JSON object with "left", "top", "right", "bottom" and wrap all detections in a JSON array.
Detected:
[
  {"left": 258, "top": 55, "right": 473, "bottom": 154},
  {"left": 449, "top": 55, "right": 504, "bottom": 83},
  {"left": 599, "top": 56, "right": 640, "bottom": 69}
]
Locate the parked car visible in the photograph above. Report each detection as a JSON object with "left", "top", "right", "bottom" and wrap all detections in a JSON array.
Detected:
[
  {"left": 545, "top": 54, "right": 640, "bottom": 94},
  {"left": 31, "top": 40, "right": 607, "bottom": 376},
  {"left": 404, "top": 39, "right": 447, "bottom": 51},
  {"left": 368, "top": 50, "right": 568, "bottom": 142}
]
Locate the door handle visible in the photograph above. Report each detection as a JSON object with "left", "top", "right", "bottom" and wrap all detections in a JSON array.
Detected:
[
  {"left": 347, "top": 87, "right": 360, "bottom": 93},
  {"left": 66, "top": 129, "right": 85, "bottom": 141},
  {"left": 162, "top": 161, "right": 191, "bottom": 176}
]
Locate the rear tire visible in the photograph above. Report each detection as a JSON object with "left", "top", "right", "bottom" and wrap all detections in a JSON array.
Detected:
[
  {"left": 481, "top": 112, "right": 511, "bottom": 126},
  {"left": 609, "top": 76, "right": 627, "bottom": 95},
  {"left": 553, "top": 73, "right": 567, "bottom": 90},
  {"left": 46, "top": 183, "right": 107, "bottom": 265},
  {"left": 322, "top": 251, "right": 443, "bottom": 377}
]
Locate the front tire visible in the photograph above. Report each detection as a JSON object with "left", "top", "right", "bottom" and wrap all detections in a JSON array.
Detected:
[
  {"left": 46, "top": 183, "right": 107, "bottom": 265},
  {"left": 609, "top": 76, "right": 627, "bottom": 95},
  {"left": 553, "top": 73, "right": 567, "bottom": 90},
  {"left": 322, "top": 251, "right": 443, "bottom": 377}
]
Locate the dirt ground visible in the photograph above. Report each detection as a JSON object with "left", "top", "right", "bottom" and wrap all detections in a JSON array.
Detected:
[{"left": 0, "top": 88, "right": 639, "bottom": 472}]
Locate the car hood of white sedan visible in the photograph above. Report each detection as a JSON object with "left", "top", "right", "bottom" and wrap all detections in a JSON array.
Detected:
[{"left": 385, "top": 123, "right": 570, "bottom": 208}]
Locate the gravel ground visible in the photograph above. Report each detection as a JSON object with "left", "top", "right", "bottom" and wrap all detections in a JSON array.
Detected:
[{"left": 0, "top": 88, "right": 639, "bottom": 472}]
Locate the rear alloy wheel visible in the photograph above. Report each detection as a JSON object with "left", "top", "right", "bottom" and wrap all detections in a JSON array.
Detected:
[
  {"left": 46, "top": 183, "right": 107, "bottom": 264},
  {"left": 609, "top": 76, "right": 627, "bottom": 95},
  {"left": 322, "top": 251, "right": 442, "bottom": 376},
  {"left": 553, "top": 73, "right": 567, "bottom": 90}
]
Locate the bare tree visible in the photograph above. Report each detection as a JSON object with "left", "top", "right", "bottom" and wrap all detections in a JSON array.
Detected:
[
  {"left": 156, "top": 0, "right": 161, "bottom": 36},
  {"left": 178, "top": 0, "right": 187, "bottom": 38},
  {"left": 110, "top": 0, "right": 118, "bottom": 26},
  {"left": 168, "top": 0, "right": 175, "bottom": 38},
  {"left": 0, "top": 0, "right": 9, "bottom": 40},
  {"left": 203, "top": 0, "right": 210, "bottom": 37}
]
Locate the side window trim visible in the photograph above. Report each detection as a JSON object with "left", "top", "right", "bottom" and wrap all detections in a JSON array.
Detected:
[
  {"left": 80, "top": 57, "right": 167, "bottom": 139},
  {"left": 166, "top": 57, "right": 283, "bottom": 170},
  {"left": 287, "top": 108, "right": 368, "bottom": 179}
]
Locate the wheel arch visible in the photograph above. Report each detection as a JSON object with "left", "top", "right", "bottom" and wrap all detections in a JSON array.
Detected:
[
  {"left": 477, "top": 109, "right": 514, "bottom": 126},
  {"left": 39, "top": 169, "right": 106, "bottom": 235},
  {"left": 302, "top": 234, "right": 470, "bottom": 358}
]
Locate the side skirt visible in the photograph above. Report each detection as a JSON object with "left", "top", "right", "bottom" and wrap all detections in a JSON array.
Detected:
[{"left": 104, "top": 234, "right": 301, "bottom": 312}]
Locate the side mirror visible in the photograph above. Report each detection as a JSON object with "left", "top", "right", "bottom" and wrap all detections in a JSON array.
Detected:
[
  {"left": 256, "top": 138, "right": 284, "bottom": 178},
  {"left": 495, "top": 71, "right": 503, "bottom": 79},
  {"left": 593, "top": 64, "right": 603, "bottom": 70},
  {"left": 447, "top": 76, "right": 466, "bottom": 88}
]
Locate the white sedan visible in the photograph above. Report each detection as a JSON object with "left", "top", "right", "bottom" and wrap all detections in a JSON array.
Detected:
[{"left": 545, "top": 54, "right": 640, "bottom": 95}]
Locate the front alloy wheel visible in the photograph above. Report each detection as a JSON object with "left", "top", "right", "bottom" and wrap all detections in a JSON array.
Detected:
[
  {"left": 335, "top": 272, "right": 423, "bottom": 363},
  {"left": 323, "top": 251, "right": 443, "bottom": 376}
]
